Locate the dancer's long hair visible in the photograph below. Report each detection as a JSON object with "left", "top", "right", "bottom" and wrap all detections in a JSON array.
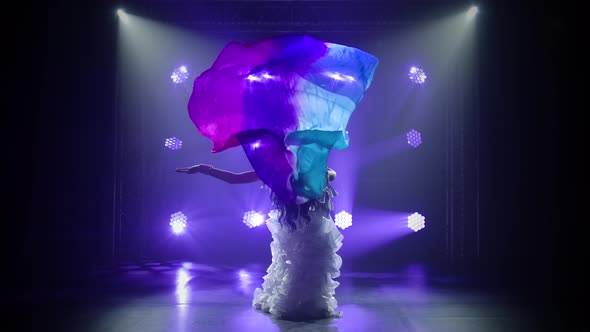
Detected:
[
  {"left": 270, "top": 192, "right": 317, "bottom": 231},
  {"left": 269, "top": 168, "right": 335, "bottom": 231}
]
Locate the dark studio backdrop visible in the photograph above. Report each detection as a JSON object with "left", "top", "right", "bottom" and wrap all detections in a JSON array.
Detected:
[
  {"left": 4, "top": 0, "right": 579, "bottom": 328},
  {"left": 112, "top": 3, "right": 477, "bottom": 272}
]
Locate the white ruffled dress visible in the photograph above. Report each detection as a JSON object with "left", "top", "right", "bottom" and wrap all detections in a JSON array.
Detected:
[{"left": 253, "top": 184, "right": 343, "bottom": 320}]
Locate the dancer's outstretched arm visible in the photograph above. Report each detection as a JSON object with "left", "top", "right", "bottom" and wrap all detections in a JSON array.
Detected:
[{"left": 176, "top": 164, "right": 259, "bottom": 184}]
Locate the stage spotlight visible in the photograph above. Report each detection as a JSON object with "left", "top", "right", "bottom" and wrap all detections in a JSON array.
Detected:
[
  {"left": 467, "top": 6, "right": 479, "bottom": 20},
  {"left": 243, "top": 210, "right": 265, "bottom": 228},
  {"left": 408, "top": 66, "right": 427, "bottom": 84},
  {"left": 407, "top": 212, "right": 425, "bottom": 232},
  {"left": 116, "top": 9, "right": 129, "bottom": 23},
  {"left": 165, "top": 137, "right": 183, "bottom": 150},
  {"left": 334, "top": 211, "right": 352, "bottom": 229},
  {"left": 406, "top": 129, "right": 422, "bottom": 148},
  {"left": 170, "top": 212, "right": 188, "bottom": 235},
  {"left": 171, "top": 65, "right": 190, "bottom": 85}
]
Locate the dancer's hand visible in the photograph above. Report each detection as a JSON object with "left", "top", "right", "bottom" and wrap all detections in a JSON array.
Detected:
[{"left": 176, "top": 164, "right": 213, "bottom": 174}]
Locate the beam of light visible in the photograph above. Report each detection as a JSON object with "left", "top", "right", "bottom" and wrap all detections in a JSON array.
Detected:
[
  {"left": 406, "top": 129, "right": 423, "bottom": 148},
  {"left": 170, "top": 212, "right": 188, "bottom": 235},
  {"left": 329, "top": 146, "right": 360, "bottom": 215},
  {"left": 381, "top": 9, "right": 477, "bottom": 91},
  {"left": 164, "top": 137, "right": 183, "bottom": 150},
  {"left": 171, "top": 65, "right": 190, "bottom": 84},
  {"left": 334, "top": 211, "right": 353, "bottom": 229},
  {"left": 408, "top": 66, "right": 427, "bottom": 84},
  {"left": 116, "top": 9, "right": 129, "bottom": 24},
  {"left": 243, "top": 210, "right": 265, "bottom": 228},
  {"left": 466, "top": 6, "right": 479, "bottom": 20},
  {"left": 338, "top": 209, "right": 416, "bottom": 256},
  {"left": 358, "top": 132, "right": 414, "bottom": 167},
  {"left": 407, "top": 212, "right": 426, "bottom": 232}
]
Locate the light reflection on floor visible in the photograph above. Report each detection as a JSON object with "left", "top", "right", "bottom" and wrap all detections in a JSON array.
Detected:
[{"left": 28, "top": 261, "right": 544, "bottom": 332}]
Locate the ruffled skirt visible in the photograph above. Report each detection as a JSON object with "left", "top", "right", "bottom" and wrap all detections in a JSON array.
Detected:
[{"left": 252, "top": 209, "right": 343, "bottom": 320}]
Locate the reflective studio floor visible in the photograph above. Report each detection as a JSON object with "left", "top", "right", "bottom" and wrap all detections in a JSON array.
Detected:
[{"left": 12, "top": 261, "right": 555, "bottom": 332}]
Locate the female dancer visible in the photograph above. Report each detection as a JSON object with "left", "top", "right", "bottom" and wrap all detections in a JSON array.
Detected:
[{"left": 176, "top": 164, "right": 343, "bottom": 320}]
